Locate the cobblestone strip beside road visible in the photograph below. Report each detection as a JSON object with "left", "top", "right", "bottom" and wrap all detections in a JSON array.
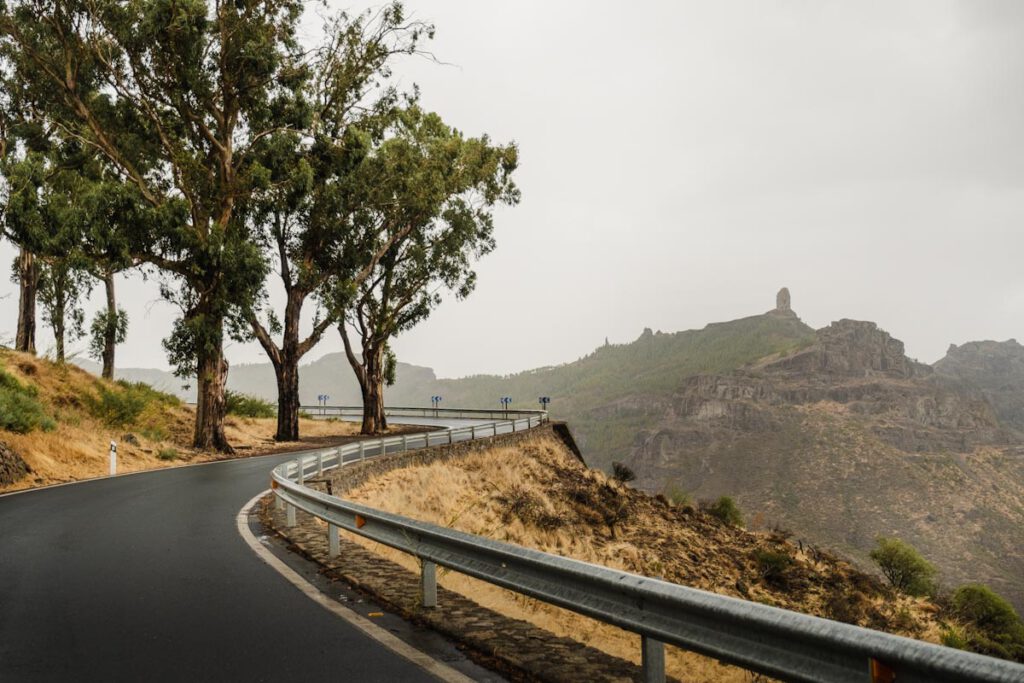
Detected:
[{"left": 260, "top": 498, "right": 664, "bottom": 683}]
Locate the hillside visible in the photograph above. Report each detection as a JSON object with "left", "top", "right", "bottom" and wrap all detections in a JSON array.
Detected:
[
  {"left": 934, "top": 339, "right": 1024, "bottom": 434},
  {"left": 622, "top": 316, "right": 1024, "bottom": 613},
  {"left": 0, "top": 350, "right": 359, "bottom": 492},
  {"left": 336, "top": 431, "right": 983, "bottom": 680}
]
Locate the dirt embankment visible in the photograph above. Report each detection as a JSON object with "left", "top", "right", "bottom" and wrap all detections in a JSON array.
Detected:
[{"left": 338, "top": 431, "right": 948, "bottom": 682}]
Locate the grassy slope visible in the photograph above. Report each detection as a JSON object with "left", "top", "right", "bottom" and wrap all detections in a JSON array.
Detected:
[
  {"left": 0, "top": 350, "right": 360, "bottom": 491},
  {"left": 389, "top": 313, "right": 816, "bottom": 470},
  {"left": 343, "top": 432, "right": 951, "bottom": 682}
]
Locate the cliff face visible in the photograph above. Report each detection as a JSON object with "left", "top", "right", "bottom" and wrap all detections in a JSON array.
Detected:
[
  {"left": 934, "top": 339, "right": 1024, "bottom": 434},
  {"left": 624, "top": 318, "right": 1024, "bottom": 611}
]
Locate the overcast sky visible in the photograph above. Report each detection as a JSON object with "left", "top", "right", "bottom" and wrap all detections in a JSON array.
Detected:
[{"left": 1, "top": 0, "right": 1022, "bottom": 377}]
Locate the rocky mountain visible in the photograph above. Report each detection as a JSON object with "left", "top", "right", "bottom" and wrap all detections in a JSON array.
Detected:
[
  {"left": 934, "top": 339, "right": 1024, "bottom": 434},
  {"left": 622, "top": 297, "right": 1024, "bottom": 611}
]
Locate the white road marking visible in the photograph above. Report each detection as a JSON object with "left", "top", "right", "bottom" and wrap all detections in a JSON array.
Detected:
[{"left": 236, "top": 491, "right": 475, "bottom": 683}]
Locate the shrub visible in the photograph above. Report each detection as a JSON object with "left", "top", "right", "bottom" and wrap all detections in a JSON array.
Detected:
[
  {"left": 952, "top": 584, "right": 1021, "bottom": 633},
  {"left": 157, "top": 447, "right": 179, "bottom": 461},
  {"left": 941, "top": 626, "right": 968, "bottom": 650},
  {"left": 0, "top": 369, "right": 56, "bottom": 433},
  {"left": 752, "top": 549, "right": 793, "bottom": 586},
  {"left": 707, "top": 496, "right": 744, "bottom": 527},
  {"left": 611, "top": 461, "right": 636, "bottom": 484},
  {"left": 90, "top": 386, "right": 147, "bottom": 427},
  {"left": 115, "top": 380, "right": 180, "bottom": 407},
  {"left": 869, "top": 537, "right": 936, "bottom": 596},
  {"left": 663, "top": 483, "right": 690, "bottom": 507},
  {"left": 225, "top": 391, "right": 275, "bottom": 418},
  {"left": 950, "top": 585, "right": 1024, "bottom": 662}
]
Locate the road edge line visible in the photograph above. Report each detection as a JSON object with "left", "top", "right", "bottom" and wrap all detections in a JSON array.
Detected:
[{"left": 236, "top": 491, "right": 474, "bottom": 683}]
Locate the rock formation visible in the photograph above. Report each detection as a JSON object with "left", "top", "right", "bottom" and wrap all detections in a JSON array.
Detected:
[
  {"left": 0, "top": 442, "right": 29, "bottom": 487},
  {"left": 762, "top": 319, "right": 930, "bottom": 379},
  {"left": 623, "top": 318, "right": 1024, "bottom": 611},
  {"left": 776, "top": 287, "right": 791, "bottom": 312},
  {"left": 934, "top": 339, "right": 1024, "bottom": 434}
]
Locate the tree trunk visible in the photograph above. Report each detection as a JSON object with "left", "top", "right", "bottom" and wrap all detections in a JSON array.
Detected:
[
  {"left": 193, "top": 313, "right": 232, "bottom": 453},
  {"left": 53, "top": 312, "right": 65, "bottom": 363},
  {"left": 15, "top": 249, "right": 37, "bottom": 354},
  {"left": 272, "top": 291, "right": 303, "bottom": 442},
  {"left": 359, "top": 344, "right": 388, "bottom": 435},
  {"left": 101, "top": 271, "right": 116, "bottom": 380},
  {"left": 274, "top": 358, "right": 300, "bottom": 441}
]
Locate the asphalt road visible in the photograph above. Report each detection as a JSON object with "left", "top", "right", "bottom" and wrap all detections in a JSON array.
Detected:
[{"left": 0, "top": 417, "right": 491, "bottom": 682}]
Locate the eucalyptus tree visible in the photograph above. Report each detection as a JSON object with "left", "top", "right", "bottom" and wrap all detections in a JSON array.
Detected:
[
  {"left": 58, "top": 156, "right": 140, "bottom": 379},
  {"left": 1, "top": 144, "right": 53, "bottom": 356},
  {"left": 0, "top": 0, "right": 310, "bottom": 450},
  {"left": 37, "top": 254, "right": 92, "bottom": 363},
  {"left": 242, "top": 5, "right": 431, "bottom": 441},
  {"left": 335, "top": 107, "right": 520, "bottom": 434}
]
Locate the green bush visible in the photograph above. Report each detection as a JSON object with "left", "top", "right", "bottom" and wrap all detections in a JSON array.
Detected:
[
  {"left": 115, "top": 380, "right": 181, "bottom": 407},
  {"left": 952, "top": 584, "right": 1021, "bottom": 633},
  {"left": 950, "top": 584, "right": 1024, "bottom": 661},
  {"left": 86, "top": 380, "right": 179, "bottom": 428},
  {"left": 0, "top": 369, "right": 55, "bottom": 433},
  {"left": 941, "top": 626, "right": 968, "bottom": 651},
  {"left": 225, "top": 391, "right": 275, "bottom": 418},
  {"left": 90, "top": 386, "right": 147, "bottom": 427},
  {"left": 869, "top": 537, "right": 936, "bottom": 597},
  {"left": 157, "top": 447, "right": 179, "bottom": 461},
  {"left": 752, "top": 549, "right": 793, "bottom": 585},
  {"left": 663, "top": 483, "right": 691, "bottom": 507},
  {"left": 707, "top": 496, "right": 744, "bottom": 527}
]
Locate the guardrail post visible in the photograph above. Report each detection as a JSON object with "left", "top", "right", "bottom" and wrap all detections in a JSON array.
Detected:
[
  {"left": 275, "top": 493, "right": 284, "bottom": 511},
  {"left": 380, "top": 437, "right": 386, "bottom": 456},
  {"left": 448, "top": 430, "right": 453, "bottom": 445},
  {"left": 401, "top": 435, "right": 408, "bottom": 451},
  {"left": 286, "top": 503, "right": 296, "bottom": 527},
  {"left": 297, "top": 458, "right": 305, "bottom": 485},
  {"left": 358, "top": 441, "right": 365, "bottom": 459},
  {"left": 328, "top": 523, "right": 340, "bottom": 558},
  {"left": 470, "top": 425, "right": 476, "bottom": 440},
  {"left": 421, "top": 560, "right": 437, "bottom": 608},
  {"left": 512, "top": 420, "right": 517, "bottom": 433},
  {"left": 641, "top": 635, "right": 665, "bottom": 683}
]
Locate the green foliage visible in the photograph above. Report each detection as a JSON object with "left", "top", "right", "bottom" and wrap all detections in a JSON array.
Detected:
[
  {"left": 0, "top": 369, "right": 55, "bottom": 433},
  {"left": 37, "top": 256, "right": 93, "bottom": 360},
  {"left": 225, "top": 391, "right": 275, "bottom": 418},
  {"left": 89, "top": 306, "right": 129, "bottom": 361},
  {"left": 950, "top": 584, "right": 1024, "bottom": 661},
  {"left": 752, "top": 549, "right": 794, "bottom": 585},
  {"left": 941, "top": 626, "right": 968, "bottom": 650},
  {"left": 869, "top": 537, "right": 936, "bottom": 597},
  {"left": 88, "top": 380, "right": 178, "bottom": 428},
  {"left": 156, "top": 447, "right": 179, "bottom": 461},
  {"left": 663, "top": 483, "right": 691, "bottom": 507},
  {"left": 707, "top": 496, "right": 744, "bottom": 527},
  {"left": 139, "top": 426, "right": 168, "bottom": 442}
]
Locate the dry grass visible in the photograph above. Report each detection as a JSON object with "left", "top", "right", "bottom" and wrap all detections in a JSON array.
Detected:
[
  {"left": 0, "top": 349, "right": 364, "bottom": 492},
  {"left": 342, "top": 433, "right": 949, "bottom": 682}
]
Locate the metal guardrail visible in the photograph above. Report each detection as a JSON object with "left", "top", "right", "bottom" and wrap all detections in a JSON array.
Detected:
[{"left": 270, "top": 408, "right": 1024, "bottom": 683}]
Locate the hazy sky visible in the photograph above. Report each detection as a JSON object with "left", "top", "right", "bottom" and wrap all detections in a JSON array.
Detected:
[{"left": 1, "top": 1, "right": 1022, "bottom": 378}]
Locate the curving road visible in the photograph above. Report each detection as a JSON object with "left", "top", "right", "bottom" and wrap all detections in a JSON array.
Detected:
[{"left": 0, "top": 417, "right": 498, "bottom": 682}]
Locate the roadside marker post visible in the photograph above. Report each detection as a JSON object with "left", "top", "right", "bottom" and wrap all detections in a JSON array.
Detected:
[{"left": 109, "top": 441, "right": 117, "bottom": 476}]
